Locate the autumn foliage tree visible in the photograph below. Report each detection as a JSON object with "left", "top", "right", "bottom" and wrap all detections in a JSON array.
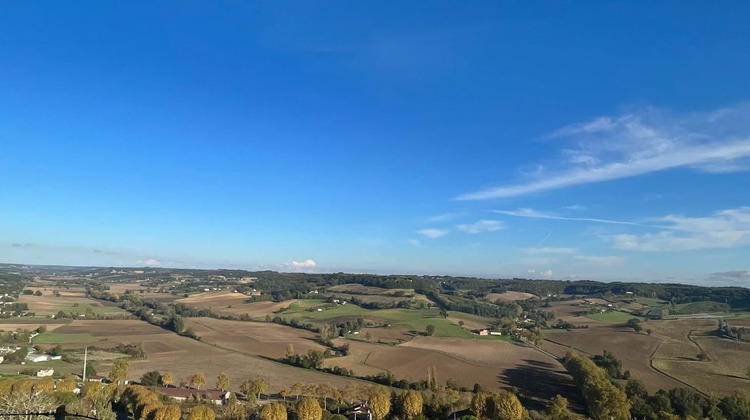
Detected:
[
  {"left": 296, "top": 397, "right": 323, "bottom": 420},
  {"left": 216, "top": 372, "right": 230, "bottom": 391},
  {"left": 191, "top": 372, "right": 206, "bottom": 390},
  {"left": 189, "top": 405, "right": 215, "bottom": 420},
  {"left": 565, "top": 351, "right": 631, "bottom": 420},
  {"left": 368, "top": 390, "right": 391, "bottom": 420},
  {"left": 260, "top": 402, "right": 288, "bottom": 420},
  {"left": 399, "top": 390, "right": 423, "bottom": 419}
]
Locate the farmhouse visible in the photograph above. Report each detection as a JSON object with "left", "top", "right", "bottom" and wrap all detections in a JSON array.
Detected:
[
  {"left": 156, "top": 387, "right": 232, "bottom": 405},
  {"left": 349, "top": 404, "right": 372, "bottom": 420},
  {"left": 26, "top": 354, "right": 62, "bottom": 362},
  {"left": 36, "top": 368, "right": 54, "bottom": 377}
]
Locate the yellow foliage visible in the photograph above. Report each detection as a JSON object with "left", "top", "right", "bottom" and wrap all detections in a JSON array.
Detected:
[{"left": 296, "top": 397, "right": 323, "bottom": 420}]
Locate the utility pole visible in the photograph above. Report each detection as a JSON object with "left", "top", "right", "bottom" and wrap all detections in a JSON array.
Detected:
[{"left": 82, "top": 347, "right": 88, "bottom": 382}]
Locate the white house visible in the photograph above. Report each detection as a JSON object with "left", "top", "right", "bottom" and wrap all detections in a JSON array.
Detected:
[{"left": 36, "top": 368, "right": 54, "bottom": 377}]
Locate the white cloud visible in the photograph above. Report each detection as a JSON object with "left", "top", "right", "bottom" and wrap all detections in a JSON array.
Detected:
[
  {"left": 524, "top": 247, "right": 577, "bottom": 255},
  {"left": 456, "top": 104, "right": 750, "bottom": 200},
  {"left": 574, "top": 255, "right": 624, "bottom": 266},
  {"left": 493, "top": 208, "right": 644, "bottom": 227},
  {"left": 540, "top": 270, "right": 553, "bottom": 278},
  {"left": 563, "top": 204, "right": 586, "bottom": 211},
  {"left": 291, "top": 259, "right": 317, "bottom": 268},
  {"left": 607, "top": 207, "right": 750, "bottom": 251},
  {"left": 417, "top": 228, "right": 449, "bottom": 239},
  {"left": 456, "top": 220, "right": 505, "bottom": 234},
  {"left": 407, "top": 239, "right": 422, "bottom": 247},
  {"left": 137, "top": 258, "right": 161, "bottom": 267}
]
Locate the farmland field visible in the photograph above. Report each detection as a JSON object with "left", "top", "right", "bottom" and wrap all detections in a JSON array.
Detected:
[
  {"left": 176, "top": 291, "right": 286, "bottom": 318},
  {"left": 34, "top": 319, "right": 367, "bottom": 392},
  {"left": 543, "top": 323, "right": 684, "bottom": 393},
  {"left": 648, "top": 318, "right": 750, "bottom": 395},
  {"left": 585, "top": 311, "right": 643, "bottom": 323},
  {"left": 18, "top": 291, "right": 125, "bottom": 316},
  {"left": 484, "top": 291, "right": 536, "bottom": 302},
  {"left": 184, "top": 317, "right": 326, "bottom": 359}
]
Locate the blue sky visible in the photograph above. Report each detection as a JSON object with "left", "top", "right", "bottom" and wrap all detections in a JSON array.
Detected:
[{"left": 1, "top": 2, "right": 749, "bottom": 285}]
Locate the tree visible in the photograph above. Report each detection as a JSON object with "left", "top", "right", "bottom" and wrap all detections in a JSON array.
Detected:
[
  {"left": 471, "top": 393, "right": 488, "bottom": 420},
  {"left": 109, "top": 359, "right": 130, "bottom": 384},
  {"left": 57, "top": 377, "right": 78, "bottom": 392},
  {"left": 261, "top": 403, "right": 288, "bottom": 420},
  {"left": 489, "top": 391, "right": 523, "bottom": 420},
  {"left": 140, "top": 371, "right": 162, "bottom": 386},
  {"left": 365, "top": 332, "right": 372, "bottom": 341},
  {"left": 34, "top": 290, "right": 43, "bottom": 296},
  {"left": 625, "top": 380, "right": 648, "bottom": 399},
  {"left": 368, "top": 390, "right": 391, "bottom": 420},
  {"left": 34, "top": 377, "right": 55, "bottom": 393},
  {"left": 286, "top": 344, "right": 295, "bottom": 360},
  {"left": 547, "top": 395, "right": 576, "bottom": 420},
  {"left": 189, "top": 405, "right": 215, "bottom": 420},
  {"left": 191, "top": 372, "right": 206, "bottom": 390},
  {"left": 697, "top": 351, "right": 709, "bottom": 361},
  {"left": 439, "top": 308, "right": 449, "bottom": 319},
  {"left": 458, "top": 320, "right": 465, "bottom": 327},
  {"left": 161, "top": 373, "right": 174, "bottom": 387},
  {"left": 251, "top": 376, "right": 270, "bottom": 400},
  {"left": 153, "top": 405, "right": 182, "bottom": 420},
  {"left": 297, "top": 397, "right": 322, "bottom": 420},
  {"left": 646, "top": 329, "right": 653, "bottom": 336},
  {"left": 47, "top": 344, "right": 63, "bottom": 356},
  {"left": 216, "top": 372, "right": 230, "bottom": 391},
  {"left": 632, "top": 323, "right": 643, "bottom": 333},
  {"left": 425, "top": 325, "right": 436, "bottom": 336},
  {"left": 291, "top": 382, "right": 304, "bottom": 400},
  {"left": 427, "top": 366, "right": 438, "bottom": 391},
  {"left": 400, "top": 390, "right": 423, "bottom": 419}
]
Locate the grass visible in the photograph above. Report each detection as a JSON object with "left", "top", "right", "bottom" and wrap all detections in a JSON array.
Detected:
[
  {"left": 33, "top": 332, "right": 100, "bottom": 344},
  {"left": 585, "top": 311, "right": 643, "bottom": 324},
  {"left": 66, "top": 303, "right": 125, "bottom": 315},
  {"left": 278, "top": 302, "right": 499, "bottom": 339}
]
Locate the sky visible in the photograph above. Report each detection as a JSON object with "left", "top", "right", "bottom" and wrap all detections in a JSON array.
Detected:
[{"left": 1, "top": 2, "right": 749, "bottom": 286}]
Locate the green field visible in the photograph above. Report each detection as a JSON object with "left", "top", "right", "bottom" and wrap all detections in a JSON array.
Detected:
[
  {"left": 67, "top": 303, "right": 125, "bottom": 315},
  {"left": 33, "top": 332, "right": 100, "bottom": 344},
  {"left": 278, "top": 300, "right": 498, "bottom": 339},
  {"left": 586, "top": 311, "right": 643, "bottom": 324}
]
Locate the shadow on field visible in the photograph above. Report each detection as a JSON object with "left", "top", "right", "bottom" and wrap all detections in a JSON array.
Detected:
[{"left": 499, "top": 360, "right": 585, "bottom": 414}]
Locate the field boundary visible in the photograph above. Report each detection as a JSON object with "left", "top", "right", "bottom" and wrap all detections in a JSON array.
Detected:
[{"left": 648, "top": 337, "right": 708, "bottom": 397}]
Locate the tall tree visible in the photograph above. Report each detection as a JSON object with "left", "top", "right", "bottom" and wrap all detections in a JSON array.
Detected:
[
  {"left": 400, "top": 390, "right": 423, "bottom": 420},
  {"left": 161, "top": 373, "right": 174, "bottom": 387},
  {"left": 368, "top": 390, "right": 391, "bottom": 420},
  {"left": 191, "top": 373, "right": 206, "bottom": 390},
  {"left": 260, "top": 403, "right": 288, "bottom": 420},
  {"left": 471, "top": 392, "right": 488, "bottom": 420},
  {"left": 296, "top": 397, "right": 323, "bottom": 420},
  {"left": 216, "top": 373, "right": 230, "bottom": 391},
  {"left": 488, "top": 391, "right": 523, "bottom": 420},
  {"left": 109, "top": 359, "right": 130, "bottom": 385}
]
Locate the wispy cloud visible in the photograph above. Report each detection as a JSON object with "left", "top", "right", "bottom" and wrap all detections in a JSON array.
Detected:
[
  {"left": 563, "top": 204, "right": 586, "bottom": 211},
  {"left": 456, "top": 220, "right": 504, "bottom": 234},
  {"left": 425, "top": 211, "right": 467, "bottom": 223},
  {"left": 606, "top": 207, "right": 750, "bottom": 251},
  {"left": 493, "top": 208, "right": 645, "bottom": 227},
  {"left": 524, "top": 247, "right": 577, "bottom": 255},
  {"left": 456, "top": 104, "right": 750, "bottom": 200},
  {"left": 407, "top": 239, "right": 422, "bottom": 247},
  {"left": 417, "top": 228, "right": 449, "bottom": 239}
]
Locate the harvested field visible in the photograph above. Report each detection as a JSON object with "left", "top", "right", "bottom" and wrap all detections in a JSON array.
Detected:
[
  {"left": 19, "top": 293, "right": 124, "bottom": 316},
  {"left": 544, "top": 323, "right": 683, "bottom": 393},
  {"left": 328, "top": 284, "right": 392, "bottom": 294},
  {"left": 46, "top": 319, "right": 368, "bottom": 393},
  {"left": 485, "top": 291, "right": 536, "bottom": 302},
  {"left": 648, "top": 318, "right": 750, "bottom": 395},
  {"left": 184, "top": 318, "right": 326, "bottom": 359},
  {"left": 0, "top": 321, "right": 68, "bottom": 332},
  {"left": 176, "top": 292, "right": 285, "bottom": 318},
  {"left": 329, "top": 337, "right": 580, "bottom": 409}
]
